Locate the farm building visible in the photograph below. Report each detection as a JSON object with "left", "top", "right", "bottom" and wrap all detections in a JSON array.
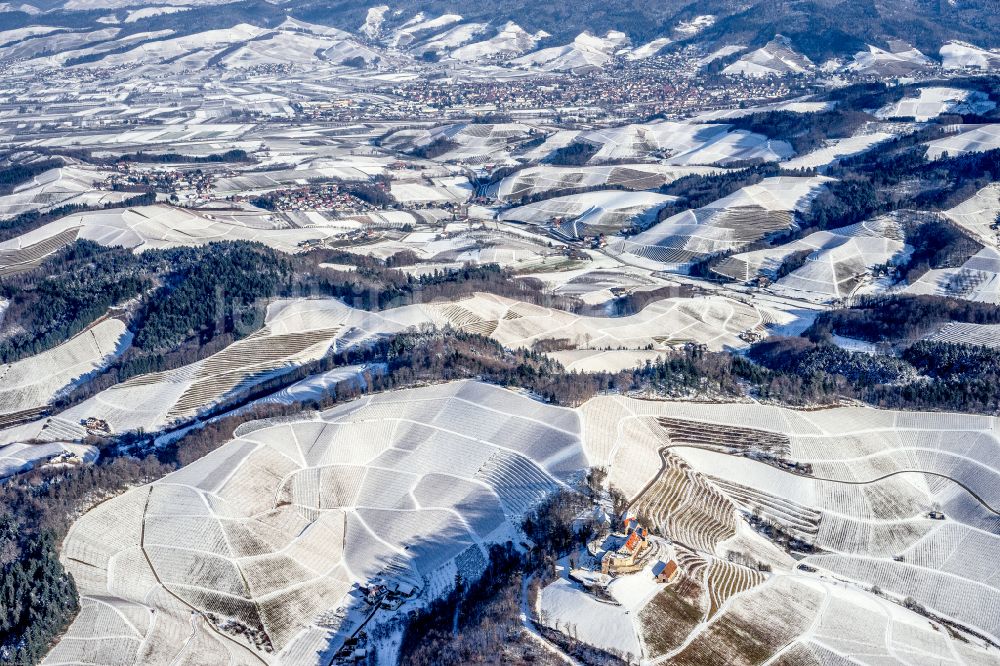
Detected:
[{"left": 652, "top": 559, "right": 679, "bottom": 583}]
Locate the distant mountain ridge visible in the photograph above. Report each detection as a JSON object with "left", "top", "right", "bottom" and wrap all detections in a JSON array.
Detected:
[
  {"left": 291, "top": 0, "right": 1000, "bottom": 61},
  {"left": 1, "top": 0, "right": 999, "bottom": 66}
]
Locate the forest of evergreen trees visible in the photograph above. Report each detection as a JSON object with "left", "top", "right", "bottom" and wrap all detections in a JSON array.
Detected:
[
  {"left": 745, "top": 295, "right": 1000, "bottom": 413},
  {"left": 807, "top": 294, "right": 1000, "bottom": 343},
  {"left": 545, "top": 141, "right": 599, "bottom": 166}
]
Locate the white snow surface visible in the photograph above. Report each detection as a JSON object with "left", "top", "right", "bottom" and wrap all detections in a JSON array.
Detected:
[
  {"left": 723, "top": 35, "right": 814, "bottom": 77},
  {"left": 925, "top": 124, "right": 1000, "bottom": 160},
  {"left": 46, "top": 381, "right": 584, "bottom": 665},
  {"left": 876, "top": 86, "right": 996, "bottom": 121},
  {"left": 940, "top": 40, "right": 1000, "bottom": 70},
  {"left": 512, "top": 31, "right": 629, "bottom": 72}
]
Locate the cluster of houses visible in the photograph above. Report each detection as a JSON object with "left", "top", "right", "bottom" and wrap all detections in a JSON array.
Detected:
[
  {"left": 101, "top": 164, "right": 215, "bottom": 200},
  {"left": 83, "top": 417, "right": 112, "bottom": 435},
  {"left": 331, "top": 579, "right": 419, "bottom": 663},
  {"left": 361, "top": 579, "right": 416, "bottom": 611}
]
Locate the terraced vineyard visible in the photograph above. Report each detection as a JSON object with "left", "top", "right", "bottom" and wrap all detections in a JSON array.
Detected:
[
  {"left": 380, "top": 122, "right": 538, "bottom": 166},
  {"left": 711, "top": 478, "right": 822, "bottom": 543},
  {"left": 0, "top": 291, "right": 784, "bottom": 448},
  {"left": 925, "top": 321, "right": 1000, "bottom": 347},
  {"left": 0, "top": 204, "right": 344, "bottom": 264},
  {"left": 426, "top": 292, "right": 770, "bottom": 356},
  {"left": 486, "top": 164, "right": 716, "bottom": 201},
  {"left": 0, "top": 227, "right": 83, "bottom": 277},
  {"left": 519, "top": 121, "right": 793, "bottom": 165},
  {"left": 704, "top": 559, "right": 767, "bottom": 619},
  {"left": 656, "top": 417, "right": 791, "bottom": 457},
  {"left": 8, "top": 10, "right": 1000, "bottom": 665},
  {"left": 36, "top": 381, "right": 1000, "bottom": 665},
  {"left": 498, "top": 189, "right": 676, "bottom": 237},
  {"left": 630, "top": 451, "right": 738, "bottom": 554},
  {"left": 925, "top": 123, "right": 1000, "bottom": 160},
  {"left": 579, "top": 395, "right": 1000, "bottom": 659}
]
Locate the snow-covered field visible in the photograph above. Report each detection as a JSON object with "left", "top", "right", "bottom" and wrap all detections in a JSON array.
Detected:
[
  {"left": 123, "top": 6, "right": 190, "bottom": 22},
  {"left": 546, "top": 349, "right": 671, "bottom": 373},
  {"left": 848, "top": 42, "right": 934, "bottom": 76},
  {"left": 380, "top": 122, "right": 538, "bottom": 166},
  {"left": 387, "top": 12, "right": 463, "bottom": 49},
  {"left": 540, "top": 576, "right": 642, "bottom": 656},
  {"left": 337, "top": 223, "right": 568, "bottom": 271},
  {"left": 41, "top": 375, "right": 1000, "bottom": 664},
  {"left": 248, "top": 364, "right": 374, "bottom": 407},
  {"left": 0, "top": 26, "right": 121, "bottom": 62},
  {"left": 382, "top": 123, "right": 537, "bottom": 165},
  {"left": 0, "top": 318, "right": 130, "bottom": 426},
  {"left": 690, "top": 98, "right": 833, "bottom": 123},
  {"left": 0, "top": 165, "right": 129, "bottom": 218},
  {"left": 512, "top": 31, "right": 628, "bottom": 72},
  {"left": 520, "top": 121, "right": 793, "bottom": 166},
  {"left": 8, "top": 9, "right": 1000, "bottom": 664},
  {"left": 781, "top": 131, "right": 894, "bottom": 171},
  {"left": 925, "top": 124, "right": 1000, "bottom": 160},
  {"left": 389, "top": 175, "right": 472, "bottom": 204},
  {"left": 0, "top": 292, "right": 781, "bottom": 444},
  {"left": 486, "top": 164, "right": 718, "bottom": 201},
  {"left": 607, "top": 176, "right": 831, "bottom": 271},
  {"left": 21, "top": 20, "right": 380, "bottom": 72},
  {"left": 723, "top": 35, "right": 814, "bottom": 77},
  {"left": 0, "top": 204, "right": 348, "bottom": 264},
  {"left": 449, "top": 21, "right": 547, "bottom": 61},
  {"left": 714, "top": 215, "right": 907, "bottom": 302},
  {"left": 905, "top": 246, "right": 1000, "bottom": 303},
  {"left": 212, "top": 157, "right": 390, "bottom": 195},
  {"left": 942, "top": 183, "right": 1000, "bottom": 248},
  {"left": 940, "top": 40, "right": 1000, "bottom": 70},
  {"left": 0, "top": 441, "right": 99, "bottom": 479},
  {"left": 25, "top": 122, "right": 255, "bottom": 149},
  {"left": 424, "top": 292, "right": 773, "bottom": 355},
  {"left": 499, "top": 189, "right": 676, "bottom": 237},
  {"left": 0, "top": 298, "right": 413, "bottom": 441},
  {"left": 46, "top": 381, "right": 585, "bottom": 665},
  {"left": 876, "top": 86, "right": 996, "bottom": 122}
]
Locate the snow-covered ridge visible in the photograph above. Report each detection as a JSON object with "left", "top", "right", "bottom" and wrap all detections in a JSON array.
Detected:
[
  {"left": 941, "top": 40, "right": 1000, "bottom": 70},
  {"left": 513, "top": 30, "right": 630, "bottom": 72},
  {"left": 723, "top": 34, "right": 814, "bottom": 77}
]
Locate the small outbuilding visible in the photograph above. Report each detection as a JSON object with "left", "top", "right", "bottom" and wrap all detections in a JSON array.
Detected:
[{"left": 652, "top": 559, "right": 679, "bottom": 584}]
